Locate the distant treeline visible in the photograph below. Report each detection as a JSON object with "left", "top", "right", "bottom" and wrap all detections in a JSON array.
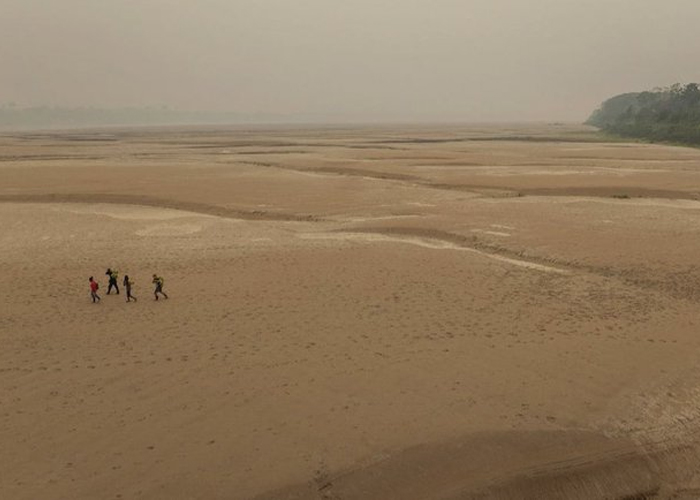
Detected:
[
  {"left": 587, "top": 83, "right": 700, "bottom": 145},
  {"left": 0, "top": 106, "right": 306, "bottom": 130}
]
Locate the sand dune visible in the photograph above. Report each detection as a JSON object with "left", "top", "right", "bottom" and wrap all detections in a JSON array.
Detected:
[{"left": 3, "top": 125, "right": 700, "bottom": 499}]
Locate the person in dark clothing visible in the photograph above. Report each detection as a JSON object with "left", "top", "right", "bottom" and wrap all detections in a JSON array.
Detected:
[
  {"left": 152, "top": 274, "right": 168, "bottom": 300},
  {"left": 89, "top": 276, "right": 100, "bottom": 303},
  {"left": 123, "top": 274, "right": 137, "bottom": 302},
  {"left": 106, "top": 268, "right": 119, "bottom": 295}
]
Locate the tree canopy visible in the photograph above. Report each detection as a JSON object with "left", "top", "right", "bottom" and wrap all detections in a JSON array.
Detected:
[{"left": 587, "top": 83, "right": 700, "bottom": 145}]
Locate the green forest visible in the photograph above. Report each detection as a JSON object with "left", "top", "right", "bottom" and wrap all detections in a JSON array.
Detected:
[{"left": 587, "top": 83, "right": 700, "bottom": 145}]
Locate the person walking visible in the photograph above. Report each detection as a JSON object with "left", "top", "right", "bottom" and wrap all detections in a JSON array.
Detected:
[
  {"left": 123, "top": 274, "right": 137, "bottom": 302},
  {"left": 106, "top": 268, "right": 120, "bottom": 295},
  {"left": 152, "top": 274, "right": 168, "bottom": 301},
  {"left": 89, "top": 276, "right": 101, "bottom": 303}
]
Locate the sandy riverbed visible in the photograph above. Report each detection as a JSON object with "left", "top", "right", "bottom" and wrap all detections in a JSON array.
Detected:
[{"left": 2, "top": 124, "right": 700, "bottom": 499}]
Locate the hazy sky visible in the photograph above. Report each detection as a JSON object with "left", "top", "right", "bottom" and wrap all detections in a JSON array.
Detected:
[{"left": 2, "top": 0, "right": 699, "bottom": 122}]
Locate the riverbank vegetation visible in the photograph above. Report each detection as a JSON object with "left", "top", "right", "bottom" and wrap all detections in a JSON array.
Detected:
[{"left": 587, "top": 83, "right": 700, "bottom": 145}]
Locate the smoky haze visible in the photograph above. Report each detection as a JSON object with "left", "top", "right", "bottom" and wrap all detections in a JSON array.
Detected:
[{"left": 2, "top": 0, "right": 700, "bottom": 123}]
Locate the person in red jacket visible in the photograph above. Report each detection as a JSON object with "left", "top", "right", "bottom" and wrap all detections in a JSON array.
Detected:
[{"left": 89, "top": 276, "right": 101, "bottom": 303}]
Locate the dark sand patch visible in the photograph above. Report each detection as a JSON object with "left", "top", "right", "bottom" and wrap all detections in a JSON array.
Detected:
[{"left": 255, "top": 430, "right": 700, "bottom": 500}]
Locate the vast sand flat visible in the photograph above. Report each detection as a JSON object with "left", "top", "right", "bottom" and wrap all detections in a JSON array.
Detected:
[{"left": 3, "top": 124, "right": 700, "bottom": 499}]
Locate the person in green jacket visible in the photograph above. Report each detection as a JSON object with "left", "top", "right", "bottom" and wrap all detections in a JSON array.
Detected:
[
  {"left": 152, "top": 274, "right": 169, "bottom": 301},
  {"left": 106, "top": 268, "right": 119, "bottom": 295}
]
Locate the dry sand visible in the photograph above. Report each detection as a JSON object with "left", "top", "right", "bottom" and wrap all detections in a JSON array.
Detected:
[{"left": 2, "top": 124, "right": 700, "bottom": 499}]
